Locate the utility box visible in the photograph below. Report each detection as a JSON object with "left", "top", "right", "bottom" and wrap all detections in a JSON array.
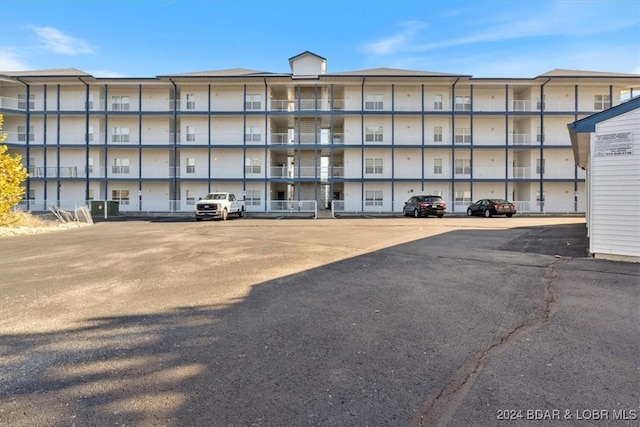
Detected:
[{"left": 90, "top": 201, "right": 120, "bottom": 217}]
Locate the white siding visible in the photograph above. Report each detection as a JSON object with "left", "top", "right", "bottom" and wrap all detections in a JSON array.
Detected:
[{"left": 590, "top": 108, "right": 640, "bottom": 259}]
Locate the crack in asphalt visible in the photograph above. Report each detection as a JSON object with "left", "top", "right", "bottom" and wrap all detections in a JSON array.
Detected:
[{"left": 412, "top": 258, "right": 564, "bottom": 427}]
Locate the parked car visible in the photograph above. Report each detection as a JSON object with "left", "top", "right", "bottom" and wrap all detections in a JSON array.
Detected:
[
  {"left": 466, "top": 199, "right": 516, "bottom": 217},
  {"left": 403, "top": 195, "right": 446, "bottom": 218}
]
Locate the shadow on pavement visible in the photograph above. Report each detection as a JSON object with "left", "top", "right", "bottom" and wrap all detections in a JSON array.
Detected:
[{"left": 4, "top": 222, "right": 634, "bottom": 427}]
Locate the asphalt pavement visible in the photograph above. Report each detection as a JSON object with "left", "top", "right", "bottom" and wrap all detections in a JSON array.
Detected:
[{"left": 0, "top": 216, "right": 638, "bottom": 427}]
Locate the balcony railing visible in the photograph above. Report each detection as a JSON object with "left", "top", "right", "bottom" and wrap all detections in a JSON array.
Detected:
[{"left": 28, "top": 166, "right": 78, "bottom": 178}]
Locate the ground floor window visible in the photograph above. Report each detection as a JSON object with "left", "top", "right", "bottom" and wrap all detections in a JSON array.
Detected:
[
  {"left": 455, "top": 190, "right": 471, "bottom": 204},
  {"left": 365, "top": 190, "right": 383, "bottom": 206},
  {"left": 112, "top": 189, "right": 130, "bottom": 205},
  {"left": 186, "top": 190, "right": 195, "bottom": 205},
  {"left": 246, "top": 190, "right": 261, "bottom": 206}
]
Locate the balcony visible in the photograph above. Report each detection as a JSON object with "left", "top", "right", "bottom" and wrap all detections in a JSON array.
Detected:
[
  {"left": 28, "top": 166, "right": 78, "bottom": 178},
  {"left": 269, "top": 132, "right": 344, "bottom": 145}
]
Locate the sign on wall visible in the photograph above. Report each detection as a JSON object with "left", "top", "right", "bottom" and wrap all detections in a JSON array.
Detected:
[{"left": 594, "top": 132, "right": 634, "bottom": 157}]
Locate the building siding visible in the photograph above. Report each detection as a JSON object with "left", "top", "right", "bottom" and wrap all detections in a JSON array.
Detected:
[{"left": 590, "top": 109, "right": 640, "bottom": 258}]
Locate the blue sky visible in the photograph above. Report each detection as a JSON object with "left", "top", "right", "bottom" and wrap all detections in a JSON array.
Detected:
[{"left": 1, "top": 0, "right": 639, "bottom": 78}]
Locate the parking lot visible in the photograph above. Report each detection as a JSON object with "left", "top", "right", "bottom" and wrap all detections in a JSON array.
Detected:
[{"left": 1, "top": 216, "right": 638, "bottom": 426}]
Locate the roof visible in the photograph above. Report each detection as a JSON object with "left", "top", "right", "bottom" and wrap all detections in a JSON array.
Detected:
[
  {"left": 288, "top": 51, "right": 326, "bottom": 64},
  {"left": 329, "top": 67, "right": 466, "bottom": 77},
  {"left": 539, "top": 69, "right": 640, "bottom": 78},
  {"left": 159, "top": 68, "right": 276, "bottom": 77},
  {"left": 0, "top": 68, "right": 91, "bottom": 77},
  {"left": 567, "top": 96, "right": 640, "bottom": 168}
]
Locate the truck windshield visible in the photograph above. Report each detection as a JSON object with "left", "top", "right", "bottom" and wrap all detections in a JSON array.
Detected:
[{"left": 205, "top": 194, "right": 225, "bottom": 200}]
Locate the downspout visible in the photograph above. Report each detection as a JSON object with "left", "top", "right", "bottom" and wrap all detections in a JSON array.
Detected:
[
  {"left": 391, "top": 84, "right": 395, "bottom": 212},
  {"left": 15, "top": 78, "right": 30, "bottom": 210},
  {"left": 574, "top": 84, "right": 579, "bottom": 212},
  {"left": 540, "top": 77, "right": 551, "bottom": 213},
  {"left": 42, "top": 84, "right": 48, "bottom": 205},
  {"left": 263, "top": 77, "right": 268, "bottom": 212},
  {"left": 421, "top": 84, "right": 425, "bottom": 192},
  {"left": 361, "top": 77, "right": 365, "bottom": 211},
  {"left": 138, "top": 84, "right": 142, "bottom": 211},
  {"left": 78, "top": 77, "right": 90, "bottom": 204},
  {"left": 103, "top": 83, "right": 109, "bottom": 201},
  {"left": 505, "top": 84, "right": 509, "bottom": 200},
  {"left": 56, "top": 84, "right": 61, "bottom": 205},
  {"left": 469, "top": 83, "right": 474, "bottom": 203},
  {"left": 243, "top": 83, "right": 247, "bottom": 198},
  {"left": 209, "top": 83, "right": 213, "bottom": 194},
  {"left": 451, "top": 77, "right": 460, "bottom": 212},
  {"left": 169, "top": 78, "right": 178, "bottom": 209}
]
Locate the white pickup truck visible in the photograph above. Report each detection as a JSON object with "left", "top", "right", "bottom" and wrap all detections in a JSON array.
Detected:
[{"left": 195, "top": 192, "right": 245, "bottom": 221}]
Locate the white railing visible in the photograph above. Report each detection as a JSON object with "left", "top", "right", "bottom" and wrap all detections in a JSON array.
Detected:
[
  {"left": 28, "top": 166, "right": 78, "bottom": 178},
  {"left": 268, "top": 200, "right": 317, "bottom": 218}
]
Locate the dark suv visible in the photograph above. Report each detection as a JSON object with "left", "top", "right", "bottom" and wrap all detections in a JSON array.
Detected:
[{"left": 403, "top": 195, "right": 446, "bottom": 218}]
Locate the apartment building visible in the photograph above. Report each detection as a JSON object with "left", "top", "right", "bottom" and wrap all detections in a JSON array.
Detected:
[{"left": 1, "top": 51, "right": 639, "bottom": 215}]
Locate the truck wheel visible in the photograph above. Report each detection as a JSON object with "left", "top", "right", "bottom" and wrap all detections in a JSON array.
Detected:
[
  {"left": 222, "top": 208, "right": 228, "bottom": 221},
  {"left": 195, "top": 217, "right": 202, "bottom": 221},
  {"left": 238, "top": 208, "right": 244, "bottom": 218}
]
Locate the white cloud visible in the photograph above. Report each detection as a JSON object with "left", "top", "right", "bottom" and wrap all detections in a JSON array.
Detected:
[
  {"left": 361, "top": 21, "right": 426, "bottom": 55},
  {"left": 28, "top": 25, "right": 94, "bottom": 55},
  {"left": 362, "top": 1, "right": 639, "bottom": 58},
  {"left": 0, "top": 47, "right": 31, "bottom": 71}
]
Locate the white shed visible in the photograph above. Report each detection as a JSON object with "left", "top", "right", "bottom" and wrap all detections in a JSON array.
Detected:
[{"left": 568, "top": 97, "right": 640, "bottom": 262}]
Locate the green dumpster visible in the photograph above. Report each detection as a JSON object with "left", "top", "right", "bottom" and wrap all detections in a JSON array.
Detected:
[{"left": 90, "top": 201, "right": 120, "bottom": 217}]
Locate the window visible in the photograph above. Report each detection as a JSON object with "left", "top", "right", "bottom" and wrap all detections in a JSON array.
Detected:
[
  {"left": 245, "top": 158, "right": 262, "bottom": 174},
  {"left": 432, "top": 189, "right": 443, "bottom": 197},
  {"left": 365, "top": 190, "right": 383, "bottom": 206},
  {"left": 88, "top": 126, "right": 94, "bottom": 142},
  {"left": 111, "top": 96, "right": 130, "bottom": 111},
  {"left": 246, "top": 189, "right": 261, "bottom": 206},
  {"left": 536, "top": 190, "right": 546, "bottom": 203},
  {"left": 18, "top": 94, "right": 34, "bottom": 110},
  {"left": 455, "top": 190, "right": 471, "bottom": 203},
  {"left": 536, "top": 126, "right": 544, "bottom": 143},
  {"left": 112, "top": 127, "right": 130, "bottom": 143},
  {"left": 594, "top": 94, "right": 611, "bottom": 110},
  {"left": 87, "top": 158, "right": 94, "bottom": 174},
  {"left": 365, "top": 126, "right": 383, "bottom": 142},
  {"left": 455, "top": 127, "right": 471, "bottom": 144},
  {"left": 17, "top": 126, "right": 34, "bottom": 142},
  {"left": 186, "top": 158, "right": 196, "bottom": 174},
  {"left": 434, "top": 94, "right": 443, "bottom": 110},
  {"left": 455, "top": 159, "right": 471, "bottom": 175},
  {"left": 28, "top": 189, "right": 36, "bottom": 201},
  {"left": 186, "top": 190, "right": 196, "bottom": 205},
  {"left": 112, "top": 189, "right": 130, "bottom": 205},
  {"left": 365, "top": 158, "right": 383, "bottom": 174},
  {"left": 245, "top": 126, "right": 262, "bottom": 142},
  {"left": 112, "top": 158, "right": 130, "bottom": 174},
  {"left": 433, "top": 158, "right": 443, "bottom": 174},
  {"left": 86, "top": 94, "right": 94, "bottom": 110},
  {"left": 433, "top": 126, "right": 443, "bottom": 143},
  {"left": 87, "top": 189, "right": 94, "bottom": 201},
  {"left": 186, "top": 94, "right": 196, "bottom": 110},
  {"left": 536, "top": 95, "right": 545, "bottom": 110},
  {"left": 365, "top": 94, "right": 384, "bottom": 110},
  {"left": 245, "top": 94, "right": 262, "bottom": 110},
  {"left": 186, "top": 126, "right": 196, "bottom": 142},
  {"left": 536, "top": 158, "right": 545, "bottom": 174},
  {"left": 455, "top": 96, "right": 471, "bottom": 111}
]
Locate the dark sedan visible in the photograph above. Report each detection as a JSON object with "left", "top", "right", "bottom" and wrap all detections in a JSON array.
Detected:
[
  {"left": 403, "top": 195, "right": 446, "bottom": 218},
  {"left": 466, "top": 199, "right": 516, "bottom": 217}
]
